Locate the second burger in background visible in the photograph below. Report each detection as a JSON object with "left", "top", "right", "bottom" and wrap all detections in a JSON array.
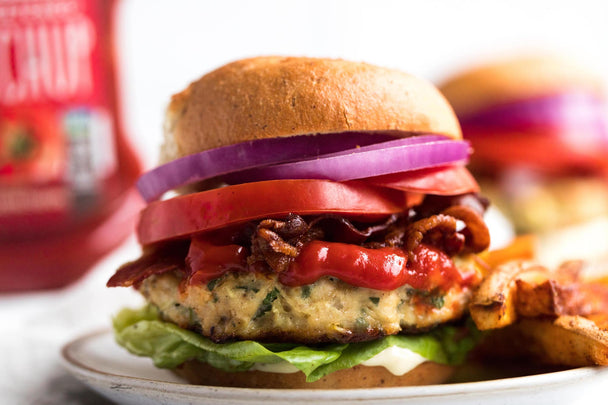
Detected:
[
  {"left": 107, "top": 56, "right": 492, "bottom": 388},
  {"left": 439, "top": 55, "right": 608, "bottom": 267}
]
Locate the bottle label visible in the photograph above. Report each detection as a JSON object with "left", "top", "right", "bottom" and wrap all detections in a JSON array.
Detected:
[{"left": 0, "top": 0, "right": 120, "bottom": 238}]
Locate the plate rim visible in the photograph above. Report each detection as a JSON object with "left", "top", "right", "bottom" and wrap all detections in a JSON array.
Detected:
[{"left": 60, "top": 328, "right": 608, "bottom": 401}]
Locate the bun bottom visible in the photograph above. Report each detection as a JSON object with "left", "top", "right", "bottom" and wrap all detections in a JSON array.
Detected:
[{"left": 172, "top": 360, "right": 454, "bottom": 389}]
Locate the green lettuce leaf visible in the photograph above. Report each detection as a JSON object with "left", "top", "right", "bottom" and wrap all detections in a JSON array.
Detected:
[{"left": 113, "top": 306, "right": 479, "bottom": 382}]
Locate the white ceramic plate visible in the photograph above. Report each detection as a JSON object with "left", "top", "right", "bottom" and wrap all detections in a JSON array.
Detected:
[{"left": 61, "top": 330, "right": 608, "bottom": 405}]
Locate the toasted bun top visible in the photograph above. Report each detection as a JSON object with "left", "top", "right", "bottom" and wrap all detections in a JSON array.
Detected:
[
  {"left": 161, "top": 56, "right": 461, "bottom": 162},
  {"left": 439, "top": 55, "right": 605, "bottom": 117}
]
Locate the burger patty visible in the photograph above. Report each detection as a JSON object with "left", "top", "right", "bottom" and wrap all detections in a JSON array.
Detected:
[
  {"left": 138, "top": 254, "right": 481, "bottom": 344},
  {"left": 110, "top": 195, "right": 490, "bottom": 344}
]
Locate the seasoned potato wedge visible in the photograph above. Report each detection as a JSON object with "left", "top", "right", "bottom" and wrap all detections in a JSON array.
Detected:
[
  {"left": 479, "top": 316, "right": 608, "bottom": 366},
  {"left": 470, "top": 260, "right": 608, "bottom": 330},
  {"left": 470, "top": 257, "right": 608, "bottom": 367},
  {"left": 469, "top": 260, "right": 549, "bottom": 329}
]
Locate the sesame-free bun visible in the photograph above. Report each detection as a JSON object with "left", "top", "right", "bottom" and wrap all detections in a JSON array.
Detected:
[
  {"left": 161, "top": 56, "right": 461, "bottom": 162},
  {"left": 173, "top": 360, "right": 455, "bottom": 389},
  {"left": 439, "top": 55, "right": 605, "bottom": 117}
]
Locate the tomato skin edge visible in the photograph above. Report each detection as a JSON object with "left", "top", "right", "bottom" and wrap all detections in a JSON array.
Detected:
[
  {"left": 136, "top": 166, "right": 480, "bottom": 246},
  {"left": 137, "top": 179, "right": 410, "bottom": 246},
  {"left": 362, "top": 165, "right": 479, "bottom": 195}
]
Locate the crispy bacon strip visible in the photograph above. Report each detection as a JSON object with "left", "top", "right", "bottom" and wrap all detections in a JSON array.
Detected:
[
  {"left": 404, "top": 205, "right": 490, "bottom": 259},
  {"left": 249, "top": 214, "right": 403, "bottom": 273},
  {"left": 106, "top": 242, "right": 189, "bottom": 287},
  {"left": 252, "top": 227, "right": 300, "bottom": 273},
  {"left": 441, "top": 205, "right": 490, "bottom": 253},
  {"left": 109, "top": 200, "right": 491, "bottom": 286},
  {"left": 405, "top": 214, "right": 458, "bottom": 258}
]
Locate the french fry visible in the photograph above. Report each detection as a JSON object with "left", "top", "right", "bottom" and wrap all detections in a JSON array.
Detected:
[
  {"left": 515, "top": 280, "right": 608, "bottom": 318},
  {"left": 470, "top": 257, "right": 608, "bottom": 368},
  {"left": 587, "top": 313, "right": 608, "bottom": 329},
  {"left": 470, "top": 259, "right": 608, "bottom": 330},
  {"left": 514, "top": 279, "right": 572, "bottom": 317},
  {"left": 514, "top": 262, "right": 584, "bottom": 317},
  {"left": 469, "top": 260, "right": 549, "bottom": 330},
  {"left": 490, "top": 316, "right": 608, "bottom": 366}
]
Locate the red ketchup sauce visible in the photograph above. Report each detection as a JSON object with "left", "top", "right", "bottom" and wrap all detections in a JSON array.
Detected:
[
  {"left": 187, "top": 238, "right": 248, "bottom": 285},
  {"left": 281, "top": 241, "right": 469, "bottom": 291},
  {"left": 187, "top": 238, "right": 475, "bottom": 292}
]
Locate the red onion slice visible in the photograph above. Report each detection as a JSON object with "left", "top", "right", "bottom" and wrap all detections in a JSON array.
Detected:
[
  {"left": 137, "top": 132, "right": 399, "bottom": 202},
  {"left": 228, "top": 139, "right": 471, "bottom": 183},
  {"left": 137, "top": 133, "right": 456, "bottom": 202},
  {"left": 460, "top": 92, "right": 608, "bottom": 149}
]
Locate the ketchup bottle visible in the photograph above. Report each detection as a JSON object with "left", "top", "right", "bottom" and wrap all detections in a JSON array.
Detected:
[{"left": 0, "top": 0, "right": 142, "bottom": 291}]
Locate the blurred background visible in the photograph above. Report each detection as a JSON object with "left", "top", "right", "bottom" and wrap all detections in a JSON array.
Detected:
[
  {"left": 117, "top": 0, "right": 608, "bottom": 168},
  {"left": 2, "top": 0, "right": 608, "bottom": 403}
]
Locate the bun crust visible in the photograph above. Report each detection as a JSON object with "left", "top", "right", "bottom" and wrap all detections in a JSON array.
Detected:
[
  {"left": 162, "top": 56, "right": 461, "bottom": 162},
  {"left": 439, "top": 55, "right": 605, "bottom": 117},
  {"left": 173, "top": 360, "right": 454, "bottom": 389}
]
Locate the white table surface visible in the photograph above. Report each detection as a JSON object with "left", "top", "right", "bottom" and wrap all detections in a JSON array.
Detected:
[{"left": 0, "top": 236, "right": 144, "bottom": 405}]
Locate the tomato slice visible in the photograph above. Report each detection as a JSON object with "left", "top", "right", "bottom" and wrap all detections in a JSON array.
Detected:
[
  {"left": 137, "top": 179, "right": 411, "bottom": 245},
  {"left": 362, "top": 165, "right": 479, "bottom": 195}
]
